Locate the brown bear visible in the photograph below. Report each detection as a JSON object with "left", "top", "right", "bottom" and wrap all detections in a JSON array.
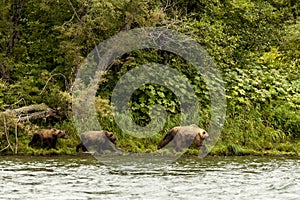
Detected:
[
  {"left": 158, "top": 124, "right": 210, "bottom": 152},
  {"left": 28, "top": 128, "right": 68, "bottom": 150},
  {"left": 76, "top": 130, "right": 117, "bottom": 153}
]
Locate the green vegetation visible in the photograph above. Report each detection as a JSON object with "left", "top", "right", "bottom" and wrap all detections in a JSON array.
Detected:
[{"left": 0, "top": 0, "right": 299, "bottom": 156}]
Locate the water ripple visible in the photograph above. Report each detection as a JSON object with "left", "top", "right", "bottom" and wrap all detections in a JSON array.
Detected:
[{"left": 0, "top": 156, "right": 299, "bottom": 199}]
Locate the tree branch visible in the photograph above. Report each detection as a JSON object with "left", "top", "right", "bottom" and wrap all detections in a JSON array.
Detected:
[
  {"left": 2, "top": 115, "right": 14, "bottom": 152},
  {"left": 3, "top": 103, "right": 59, "bottom": 122}
]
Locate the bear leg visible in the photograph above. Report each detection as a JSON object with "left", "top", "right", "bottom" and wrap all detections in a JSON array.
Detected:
[
  {"left": 158, "top": 129, "right": 177, "bottom": 149},
  {"left": 28, "top": 134, "right": 39, "bottom": 147}
]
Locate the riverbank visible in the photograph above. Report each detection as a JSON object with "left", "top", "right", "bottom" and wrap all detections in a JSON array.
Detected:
[
  {"left": 1, "top": 113, "right": 299, "bottom": 157},
  {"left": 1, "top": 141, "right": 299, "bottom": 158}
]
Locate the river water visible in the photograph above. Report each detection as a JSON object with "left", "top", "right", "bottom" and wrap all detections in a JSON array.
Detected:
[{"left": 0, "top": 155, "right": 299, "bottom": 200}]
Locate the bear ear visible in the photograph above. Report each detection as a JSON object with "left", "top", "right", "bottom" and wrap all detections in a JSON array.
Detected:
[
  {"left": 106, "top": 132, "right": 113, "bottom": 137},
  {"left": 172, "top": 127, "right": 180, "bottom": 134},
  {"left": 51, "top": 128, "right": 57, "bottom": 132}
]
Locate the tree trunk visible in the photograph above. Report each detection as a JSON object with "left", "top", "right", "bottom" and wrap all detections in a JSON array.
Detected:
[{"left": 3, "top": 103, "right": 58, "bottom": 122}]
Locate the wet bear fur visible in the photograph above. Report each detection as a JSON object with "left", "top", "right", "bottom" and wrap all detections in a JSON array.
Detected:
[
  {"left": 76, "top": 131, "right": 117, "bottom": 153},
  {"left": 28, "top": 128, "right": 68, "bottom": 150},
  {"left": 157, "top": 124, "right": 210, "bottom": 152}
]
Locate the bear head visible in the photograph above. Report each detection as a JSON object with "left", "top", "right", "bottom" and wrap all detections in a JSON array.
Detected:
[
  {"left": 193, "top": 128, "right": 210, "bottom": 147},
  {"left": 105, "top": 131, "right": 116, "bottom": 144},
  {"left": 53, "top": 129, "right": 68, "bottom": 139},
  {"left": 199, "top": 129, "right": 210, "bottom": 141}
]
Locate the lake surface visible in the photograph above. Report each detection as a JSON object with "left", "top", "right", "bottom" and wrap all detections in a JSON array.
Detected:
[{"left": 0, "top": 155, "right": 299, "bottom": 199}]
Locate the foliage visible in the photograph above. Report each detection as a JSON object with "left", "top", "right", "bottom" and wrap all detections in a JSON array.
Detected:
[{"left": 0, "top": 0, "right": 299, "bottom": 155}]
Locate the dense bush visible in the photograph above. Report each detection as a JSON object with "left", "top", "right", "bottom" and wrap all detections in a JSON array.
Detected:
[{"left": 0, "top": 0, "right": 299, "bottom": 155}]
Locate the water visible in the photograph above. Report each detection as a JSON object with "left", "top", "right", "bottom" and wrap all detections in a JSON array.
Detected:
[{"left": 0, "top": 155, "right": 299, "bottom": 199}]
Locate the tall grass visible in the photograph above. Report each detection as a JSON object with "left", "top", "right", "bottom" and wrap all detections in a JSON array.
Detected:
[
  {"left": 213, "top": 107, "right": 299, "bottom": 156},
  {"left": 1, "top": 99, "right": 299, "bottom": 156}
]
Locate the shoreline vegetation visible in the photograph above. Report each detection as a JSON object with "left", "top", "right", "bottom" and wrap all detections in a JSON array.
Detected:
[
  {"left": 0, "top": 118, "right": 299, "bottom": 157},
  {"left": 0, "top": 1, "right": 299, "bottom": 157},
  {"left": 1, "top": 149, "right": 300, "bottom": 158}
]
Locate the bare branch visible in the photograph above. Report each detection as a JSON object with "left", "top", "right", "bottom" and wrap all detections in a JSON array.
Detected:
[
  {"left": 39, "top": 73, "right": 68, "bottom": 95},
  {"left": 17, "top": 109, "right": 56, "bottom": 123},
  {"left": 3, "top": 103, "right": 59, "bottom": 123},
  {"left": 67, "top": 0, "right": 82, "bottom": 23},
  {"left": 15, "top": 124, "right": 18, "bottom": 154},
  {"left": 4, "top": 103, "right": 49, "bottom": 115},
  {"left": 2, "top": 115, "right": 14, "bottom": 152}
]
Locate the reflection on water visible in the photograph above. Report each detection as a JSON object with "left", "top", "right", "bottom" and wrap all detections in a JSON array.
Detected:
[{"left": 0, "top": 155, "right": 299, "bottom": 199}]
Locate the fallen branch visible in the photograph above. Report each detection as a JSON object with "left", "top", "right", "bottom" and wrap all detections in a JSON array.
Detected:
[
  {"left": 3, "top": 103, "right": 58, "bottom": 122},
  {"left": 17, "top": 110, "right": 56, "bottom": 122},
  {"left": 4, "top": 103, "right": 51, "bottom": 115},
  {"left": 1, "top": 103, "right": 59, "bottom": 154}
]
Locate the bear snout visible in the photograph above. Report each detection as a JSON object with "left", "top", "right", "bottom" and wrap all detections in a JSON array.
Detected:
[
  {"left": 205, "top": 136, "right": 211, "bottom": 142},
  {"left": 110, "top": 135, "right": 116, "bottom": 144},
  {"left": 59, "top": 131, "right": 68, "bottom": 139}
]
